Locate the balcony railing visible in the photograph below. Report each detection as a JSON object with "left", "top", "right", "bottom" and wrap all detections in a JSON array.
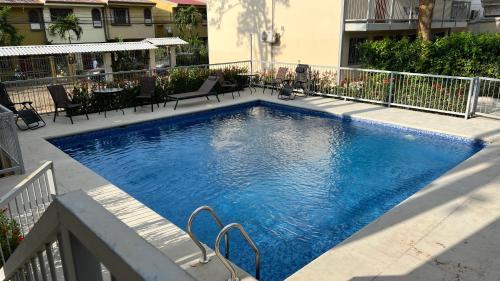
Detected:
[
  {"left": 0, "top": 105, "right": 24, "bottom": 176},
  {"left": 344, "top": 0, "right": 471, "bottom": 30}
]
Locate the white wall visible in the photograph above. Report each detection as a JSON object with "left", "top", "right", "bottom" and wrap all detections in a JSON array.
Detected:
[{"left": 207, "top": 0, "right": 344, "bottom": 66}]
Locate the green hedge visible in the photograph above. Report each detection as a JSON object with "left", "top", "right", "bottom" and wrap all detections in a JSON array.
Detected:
[
  {"left": 71, "top": 66, "right": 248, "bottom": 114},
  {"left": 359, "top": 32, "right": 500, "bottom": 78}
]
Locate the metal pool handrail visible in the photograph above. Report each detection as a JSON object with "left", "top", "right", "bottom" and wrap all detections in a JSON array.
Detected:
[
  {"left": 187, "top": 205, "right": 229, "bottom": 263},
  {"left": 215, "top": 223, "right": 260, "bottom": 281}
]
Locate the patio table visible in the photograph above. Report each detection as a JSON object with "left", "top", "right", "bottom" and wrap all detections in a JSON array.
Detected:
[
  {"left": 93, "top": 87, "right": 124, "bottom": 118},
  {"left": 237, "top": 74, "right": 258, "bottom": 94}
]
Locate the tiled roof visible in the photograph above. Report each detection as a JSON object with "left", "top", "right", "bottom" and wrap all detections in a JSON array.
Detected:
[
  {"left": 0, "top": 0, "right": 44, "bottom": 5},
  {"left": 0, "top": 42, "right": 157, "bottom": 57},
  {"left": 167, "top": 0, "right": 205, "bottom": 6},
  {"left": 108, "top": 0, "right": 155, "bottom": 4},
  {"left": 45, "top": 0, "right": 106, "bottom": 4}
]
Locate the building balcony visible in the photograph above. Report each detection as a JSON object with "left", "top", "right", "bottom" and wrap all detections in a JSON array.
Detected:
[{"left": 344, "top": 0, "right": 471, "bottom": 31}]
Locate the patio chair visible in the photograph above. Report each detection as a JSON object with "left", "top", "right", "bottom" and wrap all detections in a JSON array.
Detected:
[
  {"left": 0, "top": 82, "right": 45, "bottom": 130},
  {"left": 47, "top": 84, "right": 89, "bottom": 124},
  {"left": 216, "top": 71, "right": 240, "bottom": 99},
  {"left": 166, "top": 76, "right": 220, "bottom": 110},
  {"left": 135, "top": 76, "right": 159, "bottom": 112},
  {"left": 291, "top": 64, "right": 312, "bottom": 96},
  {"left": 263, "top": 67, "right": 288, "bottom": 95}
]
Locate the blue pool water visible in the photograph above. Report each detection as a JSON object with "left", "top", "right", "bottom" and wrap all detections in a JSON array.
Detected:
[{"left": 50, "top": 102, "right": 483, "bottom": 281}]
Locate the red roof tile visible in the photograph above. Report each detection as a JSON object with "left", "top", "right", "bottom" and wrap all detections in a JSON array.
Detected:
[
  {"left": 108, "top": 0, "right": 155, "bottom": 4},
  {"left": 45, "top": 0, "right": 106, "bottom": 4},
  {"left": 0, "top": 0, "right": 44, "bottom": 5},
  {"left": 168, "top": 0, "right": 205, "bottom": 6}
]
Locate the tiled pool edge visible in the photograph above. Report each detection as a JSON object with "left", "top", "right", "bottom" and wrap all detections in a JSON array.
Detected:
[{"left": 12, "top": 91, "right": 500, "bottom": 281}]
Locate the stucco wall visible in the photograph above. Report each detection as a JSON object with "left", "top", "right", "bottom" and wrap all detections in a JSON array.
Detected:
[
  {"left": 468, "top": 18, "right": 500, "bottom": 33},
  {"left": 207, "top": 0, "right": 343, "bottom": 65},
  {"left": 5, "top": 6, "right": 46, "bottom": 45},
  {"left": 43, "top": 5, "right": 106, "bottom": 43},
  {"left": 105, "top": 5, "right": 155, "bottom": 40}
]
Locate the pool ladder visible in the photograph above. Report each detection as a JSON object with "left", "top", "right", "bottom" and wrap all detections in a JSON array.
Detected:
[{"left": 187, "top": 206, "right": 260, "bottom": 281}]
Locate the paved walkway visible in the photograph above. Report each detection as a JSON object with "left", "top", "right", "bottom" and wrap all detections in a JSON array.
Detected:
[{"left": 3, "top": 89, "right": 500, "bottom": 281}]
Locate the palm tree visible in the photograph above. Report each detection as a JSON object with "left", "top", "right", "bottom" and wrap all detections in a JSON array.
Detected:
[
  {"left": 0, "top": 6, "right": 23, "bottom": 46},
  {"left": 417, "top": 0, "right": 435, "bottom": 41},
  {"left": 48, "top": 13, "right": 83, "bottom": 44},
  {"left": 174, "top": 5, "right": 202, "bottom": 44}
]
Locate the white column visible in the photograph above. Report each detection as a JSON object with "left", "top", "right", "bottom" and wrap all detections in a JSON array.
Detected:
[
  {"left": 103, "top": 52, "right": 113, "bottom": 82},
  {"left": 148, "top": 49, "right": 156, "bottom": 72},
  {"left": 169, "top": 47, "right": 177, "bottom": 67}
]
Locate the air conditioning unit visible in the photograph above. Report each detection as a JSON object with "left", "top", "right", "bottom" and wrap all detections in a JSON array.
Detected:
[
  {"left": 30, "top": 23, "right": 41, "bottom": 30},
  {"left": 261, "top": 30, "right": 279, "bottom": 44}
]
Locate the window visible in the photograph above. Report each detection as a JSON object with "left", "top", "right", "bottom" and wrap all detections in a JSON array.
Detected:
[
  {"left": 348, "top": 37, "right": 367, "bottom": 65},
  {"left": 92, "top": 8, "right": 102, "bottom": 28},
  {"left": 451, "top": 1, "right": 469, "bottom": 20},
  {"left": 28, "top": 10, "right": 42, "bottom": 30},
  {"left": 144, "top": 8, "right": 152, "bottom": 25},
  {"left": 50, "top": 8, "right": 72, "bottom": 22},
  {"left": 112, "top": 8, "right": 130, "bottom": 25}
]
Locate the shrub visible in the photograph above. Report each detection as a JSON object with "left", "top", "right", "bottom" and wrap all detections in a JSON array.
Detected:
[
  {"left": 70, "top": 66, "right": 248, "bottom": 114},
  {"left": 359, "top": 32, "right": 500, "bottom": 78},
  {"left": 0, "top": 208, "right": 23, "bottom": 266}
]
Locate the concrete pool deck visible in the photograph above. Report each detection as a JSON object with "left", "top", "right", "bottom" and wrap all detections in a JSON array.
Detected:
[{"left": 3, "top": 89, "right": 500, "bottom": 280}]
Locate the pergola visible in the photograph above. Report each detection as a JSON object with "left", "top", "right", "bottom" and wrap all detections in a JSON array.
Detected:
[{"left": 0, "top": 37, "right": 187, "bottom": 80}]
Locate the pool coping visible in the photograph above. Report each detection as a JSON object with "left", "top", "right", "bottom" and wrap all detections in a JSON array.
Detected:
[{"left": 7, "top": 90, "right": 500, "bottom": 281}]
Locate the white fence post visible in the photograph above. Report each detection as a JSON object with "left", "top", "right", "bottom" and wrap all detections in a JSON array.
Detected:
[
  {"left": 388, "top": 72, "right": 394, "bottom": 107},
  {"left": 366, "top": 0, "right": 372, "bottom": 21},
  {"left": 464, "top": 77, "right": 476, "bottom": 119}
]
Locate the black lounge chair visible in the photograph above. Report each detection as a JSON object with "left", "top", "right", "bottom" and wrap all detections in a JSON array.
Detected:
[
  {"left": 135, "top": 76, "right": 159, "bottom": 112},
  {"left": 263, "top": 67, "right": 288, "bottom": 95},
  {"left": 216, "top": 71, "right": 240, "bottom": 99},
  {"left": 0, "top": 82, "right": 46, "bottom": 130},
  {"left": 291, "top": 64, "right": 312, "bottom": 95},
  {"left": 166, "top": 76, "right": 220, "bottom": 110},
  {"left": 47, "top": 84, "right": 88, "bottom": 124}
]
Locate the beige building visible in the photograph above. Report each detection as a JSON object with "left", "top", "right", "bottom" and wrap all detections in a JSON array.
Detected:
[
  {"left": 0, "top": 0, "right": 47, "bottom": 45},
  {"left": 207, "top": 0, "right": 473, "bottom": 66},
  {"left": 43, "top": 0, "right": 107, "bottom": 43},
  {"left": 151, "top": 0, "right": 207, "bottom": 43},
  {"left": 468, "top": 0, "right": 500, "bottom": 34},
  {"left": 104, "top": 0, "right": 156, "bottom": 40}
]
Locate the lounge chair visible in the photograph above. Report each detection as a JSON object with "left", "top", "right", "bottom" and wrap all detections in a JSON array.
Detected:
[
  {"left": 135, "top": 76, "right": 159, "bottom": 112},
  {"left": 291, "top": 64, "right": 312, "bottom": 95},
  {"left": 0, "top": 82, "right": 45, "bottom": 130},
  {"left": 166, "top": 76, "right": 220, "bottom": 110},
  {"left": 216, "top": 71, "right": 240, "bottom": 99},
  {"left": 47, "top": 84, "right": 88, "bottom": 124},
  {"left": 263, "top": 67, "right": 288, "bottom": 95}
]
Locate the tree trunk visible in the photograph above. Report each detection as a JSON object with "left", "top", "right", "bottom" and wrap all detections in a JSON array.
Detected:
[{"left": 417, "top": 0, "right": 435, "bottom": 41}]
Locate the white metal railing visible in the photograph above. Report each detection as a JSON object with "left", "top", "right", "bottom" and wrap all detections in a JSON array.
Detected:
[
  {"left": 0, "top": 161, "right": 57, "bottom": 265},
  {"left": 0, "top": 106, "right": 24, "bottom": 176},
  {"left": 0, "top": 191, "right": 197, "bottom": 281},
  {"left": 472, "top": 77, "right": 500, "bottom": 120},
  {"left": 344, "top": 0, "right": 471, "bottom": 23},
  {"left": 3, "top": 61, "right": 251, "bottom": 114},
  {"left": 252, "top": 61, "right": 484, "bottom": 118}
]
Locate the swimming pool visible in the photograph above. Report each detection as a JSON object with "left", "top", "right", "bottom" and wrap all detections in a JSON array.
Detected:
[{"left": 50, "top": 101, "right": 483, "bottom": 281}]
